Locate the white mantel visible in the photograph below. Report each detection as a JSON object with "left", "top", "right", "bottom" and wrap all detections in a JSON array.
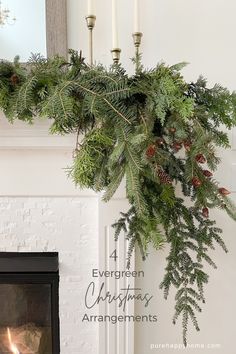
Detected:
[
  {"left": 0, "top": 113, "right": 75, "bottom": 150},
  {"left": 0, "top": 112, "right": 99, "bottom": 354},
  {"left": 0, "top": 111, "right": 129, "bottom": 354},
  {"left": 0, "top": 113, "right": 95, "bottom": 196}
]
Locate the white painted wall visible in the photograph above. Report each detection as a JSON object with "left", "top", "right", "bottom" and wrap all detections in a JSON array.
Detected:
[
  {"left": 0, "top": 0, "right": 46, "bottom": 61},
  {"left": 67, "top": 0, "right": 236, "bottom": 87}
]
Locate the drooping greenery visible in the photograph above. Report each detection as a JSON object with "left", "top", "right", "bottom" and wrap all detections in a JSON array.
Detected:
[{"left": 1, "top": 51, "right": 236, "bottom": 345}]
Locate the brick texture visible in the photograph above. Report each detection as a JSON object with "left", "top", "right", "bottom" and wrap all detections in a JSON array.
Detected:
[{"left": 0, "top": 197, "right": 99, "bottom": 354}]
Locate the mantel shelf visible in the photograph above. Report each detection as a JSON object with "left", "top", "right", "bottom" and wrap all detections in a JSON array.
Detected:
[{"left": 0, "top": 113, "right": 75, "bottom": 149}]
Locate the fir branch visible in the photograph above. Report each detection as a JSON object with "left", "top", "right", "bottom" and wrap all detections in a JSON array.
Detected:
[{"left": 0, "top": 51, "right": 236, "bottom": 346}]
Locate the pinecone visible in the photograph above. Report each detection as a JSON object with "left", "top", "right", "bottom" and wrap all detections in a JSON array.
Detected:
[
  {"left": 191, "top": 177, "right": 202, "bottom": 187},
  {"left": 155, "top": 137, "right": 165, "bottom": 146},
  {"left": 168, "top": 127, "right": 176, "bottom": 134},
  {"left": 183, "top": 140, "right": 191, "bottom": 151},
  {"left": 146, "top": 145, "right": 156, "bottom": 158},
  {"left": 156, "top": 165, "right": 172, "bottom": 184},
  {"left": 195, "top": 154, "right": 206, "bottom": 164},
  {"left": 10, "top": 73, "right": 20, "bottom": 86},
  {"left": 218, "top": 187, "right": 231, "bottom": 196},
  {"left": 172, "top": 141, "right": 182, "bottom": 152},
  {"left": 202, "top": 207, "right": 209, "bottom": 218},
  {"left": 203, "top": 170, "right": 213, "bottom": 178}
]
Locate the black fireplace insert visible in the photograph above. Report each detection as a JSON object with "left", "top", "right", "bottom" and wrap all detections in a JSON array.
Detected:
[{"left": 0, "top": 252, "right": 60, "bottom": 354}]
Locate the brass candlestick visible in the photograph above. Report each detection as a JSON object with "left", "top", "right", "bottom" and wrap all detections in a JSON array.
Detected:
[
  {"left": 111, "top": 48, "right": 121, "bottom": 64},
  {"left": 86, "top": 15, "right": 96, "bottom": 66},
  {"left": 132, "top": 32, "right": 143, "bottom": 72}
]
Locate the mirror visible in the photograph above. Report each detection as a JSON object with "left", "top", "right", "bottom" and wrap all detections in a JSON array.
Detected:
[{"left": 0, "top": 0, "right": 67, "bottom": 61}]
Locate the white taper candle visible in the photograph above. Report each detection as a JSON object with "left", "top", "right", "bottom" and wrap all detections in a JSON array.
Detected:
[
  {"left": 134, "top": 0, "right": 140, "bottom": 33},
  {"left": 112, "top": 0, "right": 119, "bottom": 48},
  {"left": 88, "top": 0, "right": 95, "bottom": 15}
]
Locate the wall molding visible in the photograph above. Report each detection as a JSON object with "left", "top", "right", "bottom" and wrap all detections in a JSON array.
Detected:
[
  {"left": 0, "top": 136, "right": 75, "bottom": 150},
  {"left": 0, "top": 114, "right": 75, "bottom": 149},
  {"left": 99, "top": 198, "right": 134, "bottom": 354}
]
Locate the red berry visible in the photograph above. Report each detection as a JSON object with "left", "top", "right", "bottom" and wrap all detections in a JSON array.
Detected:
[
  {"left": 195, "top": 154, "right": 206, "bottom": 164},
  {"left": 218, "top": 187, "right": 231, "bottom": 196},
  {"left": 192, "top": 177, "right": 202, "bottom": 187},
  {"left": 203, "top": 170, "right": 213, "bottom": 178},
  {"left": 202, "top": 207, "right": 209, "bottom": 218},
  {"left": 146, "top": 145, "right": 156, "bottom": 158}
]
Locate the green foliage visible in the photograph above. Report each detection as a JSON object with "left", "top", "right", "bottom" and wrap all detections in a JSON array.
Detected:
[
  {"left": 0, "top": 51, "right": 236, "bottom": 345},
  {"left": 159, "top": 203, "right": 227, "bottom": 345},
  {"left": 68, "top": 128, "right": 114, "bottom": 189}
]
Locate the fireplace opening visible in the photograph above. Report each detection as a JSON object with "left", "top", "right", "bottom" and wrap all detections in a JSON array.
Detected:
[{"left": 0, "top": 253, "right": 60, "bottom": 354}]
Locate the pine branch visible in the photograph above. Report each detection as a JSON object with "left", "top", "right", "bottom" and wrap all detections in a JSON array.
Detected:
[{"left": 1, "top": 52, "right": 236, "bottom": 346}]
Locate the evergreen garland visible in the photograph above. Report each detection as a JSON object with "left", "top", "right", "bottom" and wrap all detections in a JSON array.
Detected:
[{"left": 1, "top": 51, "right": 236, "bottom": 345}]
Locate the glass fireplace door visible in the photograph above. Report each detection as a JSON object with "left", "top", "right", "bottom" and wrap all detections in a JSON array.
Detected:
[
  {"left": 0, "top": 283, "right": 52, "bottom": 353},
  {"left": 0, "top": 253, "right": 59, "bottom": 354}
]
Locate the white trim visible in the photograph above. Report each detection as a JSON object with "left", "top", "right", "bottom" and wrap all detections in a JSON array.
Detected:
[
  {"left": 99, "top": 197, "right": 134, "bottom": 354},
  {"left": 0, "top": 148, "right": 96, "bottom": 197},
  {"left": 0, "top": 114, "right": 75, "bottom": 149},
  {"left": 0, "top": 136, "right": 75, "bottom": 149}
]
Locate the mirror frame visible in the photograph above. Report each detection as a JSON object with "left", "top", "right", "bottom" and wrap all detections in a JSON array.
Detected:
[{"left": 46, "top": 0, "right": 68, "bottom": 58}]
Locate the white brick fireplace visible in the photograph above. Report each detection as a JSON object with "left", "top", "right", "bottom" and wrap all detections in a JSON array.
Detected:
[
  {"left": 0, "top": 114, "right": 132, "bottom": 354},
  {"left": 0, "top": 114, "right": 100, "bottom": 354}
]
